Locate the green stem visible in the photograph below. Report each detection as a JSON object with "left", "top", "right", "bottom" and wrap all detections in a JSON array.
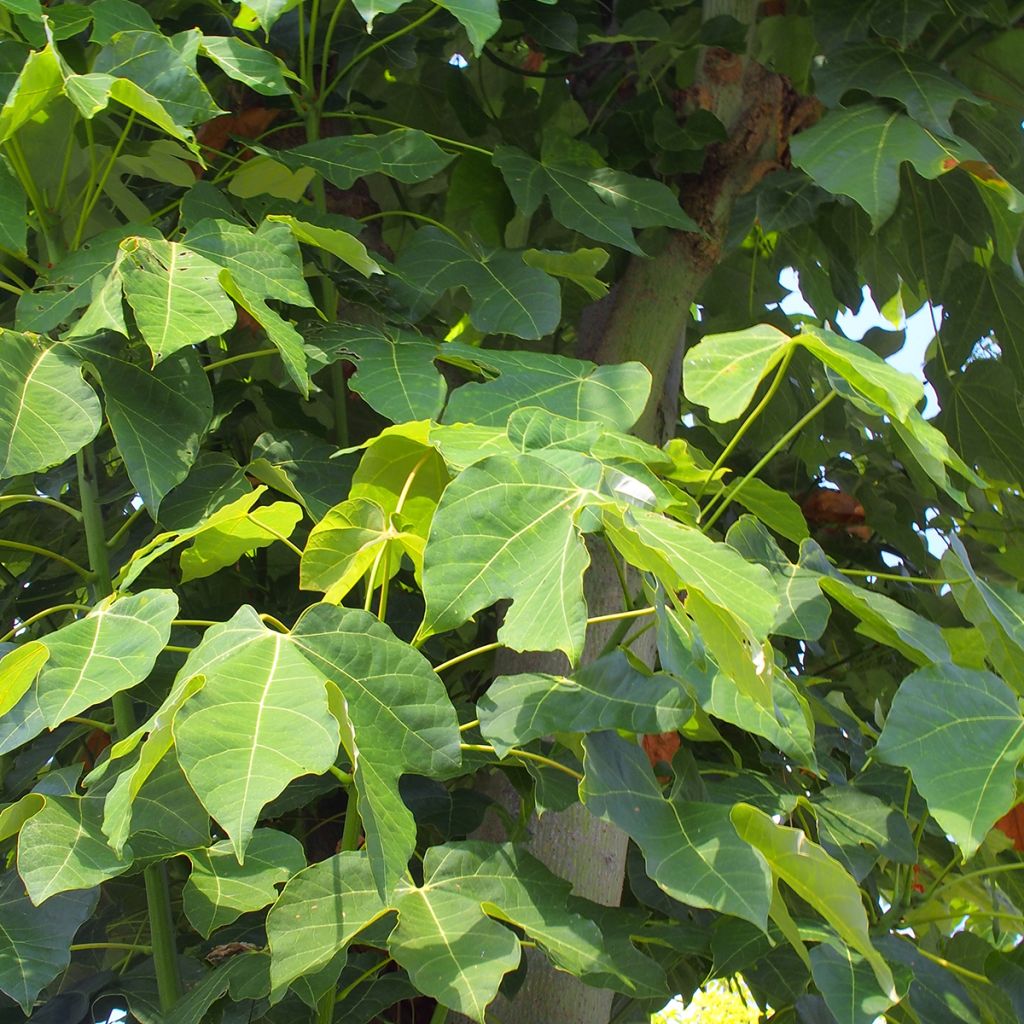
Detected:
[
  {"left": 144, "top": 863, "right": 182, "bottom": 1011},
  {"left": 71, "top": 942, "right": 153, "bottom": 954},
  {"left": 0, "top": 539, "right": 93, "bottom": 580},
  {"left": 359, "top": 208, "right": 463, "bottom": 241},
  {"left": 320, "top": 111, "right": 493, "bottom": 155},
  {"left": 701, "top": 390, "right": 837, "bottom": 531},
  {"left": 203, "top": 347, "right": 278, "bottom": 373},
  {"left": 0, "top": 494, "right": 82, "bottom": 521},
  {"left": 319, "top": 0, "right": 349, "bottom": 100},
  {"left": 328, "top": 764, "right": 353, "bottom": 785},
  {"left": 77, "top": 445, "right": 181, "bottom": 1012},
  {"left": 339, "top": 788, "right": 362, "bottom": 851},
  {"left": 461, "top": 743, "right": 584, "bottom": 780},
  {"left": 913, "top": 946, "right": 991, "bottom": 985},
  {"left": 929, "top": 861, "right": 1024, "bottom": 903},
  {"left": 320, "top": 4, "right": 442, "bottom": 103},
  {"left": 838, "top": 569, "right": 966, "bottom": 586},
  {"left": 70, "top": 716, "right": 114, "bottom": 732},
  {"left": 73, "top": 111, "right": 136, "bottom": 251},
  {"left": 315, "top": 987, "right": 335, "bottom": 1024},
  {"left": 696, "top": 347, "right": 795, "bottom": 501},
  {"left": 459, "top": 719, "right": 479, "bottom": 732},
  {"left": 106, "top": 505, "right": 146, "bottom": 552},
  {"left": 245, "top": 515, "right": 303, "bottom": 557},
  {"left": 5, "top": 138, "right": 56, "bottom": 262},
  {"left": 429, "top": 1002, "right": 449, "bottom": 1024},
  {"left": 433, "top": 641, "right": 502, "bottom": 673},
  {"left": 0, "top": 603, "right": 91, "bottom": 643}
]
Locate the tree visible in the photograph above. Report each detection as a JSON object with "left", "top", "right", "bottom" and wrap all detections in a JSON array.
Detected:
[{"left": 0, "top": 1, "right": 1022, "bottom": 1022}]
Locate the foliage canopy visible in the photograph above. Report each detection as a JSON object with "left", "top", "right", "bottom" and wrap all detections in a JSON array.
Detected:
[{"left": 0, "top": 1, "right": 1023, "bottom": 1023}]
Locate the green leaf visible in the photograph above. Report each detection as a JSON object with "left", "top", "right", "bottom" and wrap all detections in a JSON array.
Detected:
[
  {"left": 119, "top": 237, "right": 237, "bottom": 362},
  {"left": 16, "top": 225, "right": 160, "bottom": 335},
  {"left": 726, "top": 519, "right": 829, "bottom": 641},
  {"left": 184, "top": 829, "right": 306, "bottom": 937},
  {"left": 873, "top": 664, "right": 1024, "bottom": 857},
  {"left": 174, "top": 610, "right": 340, "bottom": 861},
  {"left": 393, "top": 228, "right": 561, "bottom": 340},
  {"left": 583, "top": 731, "right": 772, "bottom": 928},
  {"left": 435, "top": 0, "right": 501, "bottom": 54},
  {"left": 817, "top": 44, "right": 984, "bottom": 137},
  {"left": 0, "top": 332, "right": 101, "bottom": 478},
  {"left": 478, "top": 650, "right": 693, "bottom": 757},
  {"left": 159, "top": 453, "right": 250, "bottom": 530},
  {"left": 0, "top": 641, "right": 46, "bottom": 718},
  {"left": 682, "top": 325, "right": 793, "bottom": 422},
  {"left": 390, "top": 875, "right": 519, "bottom": 1023},
  {"left": 248, "top": 430, "right": 356, "bottom": 522},
  {"left": 178, "top": 495, "right": 303, "bottom": 582},
  {"left": 300, "top": 497, "right": 422, "bottom": 603},
  {"left": 266, "top": 850, "right": 387, "bottom": 997},
  {"left": 71, "top": 339, "right": 212, "bottom": 514},
  {"left": 33, "top": 590, "right": 177, "bottom": 730},
  {"left": 812, "top": 786, "right": 916, "bottom": 876},
  {"left": 936, "top": 359, "right": 1024, "bottom": 483},
  {"left": 522, "top": 248, "right": 610, "bottom": 299},
  {"left": 605, "top": 507, "right": 779, "bottom": 638},
  {"left": 280, "top": 129, "right": 454, "bottom": 189},
  {"left": 441, "top": 341, "right": 651, "bottom": 431},
  {"left": 815, "top": 574, "right": 950, "bottom": 666},
  {"left": 198, "top": 35, "right": 293, "bottom": 96},
  {"left": 306, "top": 323, "right": 445, "bottom": 422},
  {"left": 944, "top": 537, "right": 1024, "bottom": 693},
  {"left": 494, "top": 142, "right": 697, "bottom": 254},
  {"left": 91, "top": 29, "right": 221, "bottom": 127},
  {"left": 798, "top": 324, "right": 924, "bottom": 419},
  {"left": 89, "top": 0, "right": 157, "bottom": 42},
  {"left": 0, "top": 872, "right": 96, "bottom": 1013},
  {"left": 17, "top": 795, "right": 133, "bottom": 904},
  {"left": 217, "top": 268, "right": 310, "bottom": 395},
  {"left": 0, "top": 43, "right": 62, "bottom": 144},
  {"left": 810, "top": 938, "right": 903, "bottom": 1024},
  {"left": 730, "top": 804, "right": 895, "bottom": 998},
  {"left": 291, "top": 604, "right": 461, "bottom": 898},
  {"left": 266, "top": 213, "right": 382, "bottom": 277},
  {"left": 184, "top": 218, "right": 313, "bottom": 309},
  {"left": 729, "top": 478, "right": 809, "bottom": 544},
  {"left": 791, "top": 103, "right": 978, "bottom": 228},
  {"left": 0, "top": 156, "right": 26, "bottom": 254},
  {"left": 417, "top": 452, "right": 600, "bottom": 660},
  {"left": 234, "top": 0, "right": 300, "bottom": 33}
]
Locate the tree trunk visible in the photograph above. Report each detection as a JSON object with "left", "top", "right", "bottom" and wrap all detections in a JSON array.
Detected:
[{"left": 456, "top": 28, "right": 794, "bottom": 1024}]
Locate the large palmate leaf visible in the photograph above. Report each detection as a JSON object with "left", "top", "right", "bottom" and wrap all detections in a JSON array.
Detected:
[
  {"left": 441, "top": 342, "right": 651, "bottom": 431},
  {"left": 305, "top": 323, "right": 446, "bottom": 422},
  {"left": 267, "top": 213, "right": 382, "bottom": 277},
  {"left": 290, "top": 604, "right": 461, "bottom": 897},
  {"left": 71, "top": 339, "right": 212, "bottom": 513},
  {"left": 91, "top": 29, "right": 221, "bottom": 127},
  {"left": 810, "top": 938, "right": 904, "bottom": 1024},
  {"left": 731, "top": 804, "right": 895, "bottom": 999},
  {"left": 118, "top": 237, "right": 236, "bottom": 361},
  {"left": 184, "top": 829, "right": 306, "bottom": 937},
  {"left": 197, "top": 35, "right": 293, "bottom": 95},
  {"left": 266, "top": 851, "right": 387, "bottom": 996},
  {"left": 393, "top": 228, "right": 561, "bottom": 340},
  {"left": 183, "top": 218, "right": 313, "bottom": 309},
  {"left": 28, "top": 590, "right": 177, "bottom": 730},
  {"left": 0, "top": 872, "right": 96, "bottom": 1013},
  {"left": 278, "top": 129, "right": 454, "bottom": 189},
  {"left": 17, "top": 794, "right": 133, "bottom": 905},
  {"left": 173, "top": 611, "right": 340, "bottom": 860},
  {"left": 682, "top": 324, "right": 792, "bottom": 423},
  {"left": 300, "top": 497, "right": 423, "bottom": 603},
  {"left": 0, "top": 332, "right": 101, "bottom": 478},
  {"left": 944, "top": 537, "right": 1024, "bottom": 693},
  {"left": 874, "top": 664, "right": 1024, "bottom": 856},
  {"left": 817, "top": 44, "right": 984, "bottom": 137},
  {"left": 478, "top": 650, "right": 693, "bottom": 757},
  {"left": 248, "top": 430, "right": 356, "bottom": 521},
  {"left": 417, "top": 452, "right": 600, "bottom": 660},
  {"left": 494, "top": 139, "right": 698, "bottom": 254},
  {"left": 791, "top": 103, "right": 977, "bottom": 228},
  {"left": 118, "top": 487, "right": 301, "bottom": 587},
  {"left": 605, "top": 507, "right": 779, "bottom": 638},
  {"left": 583, "top": 732, "right": 772, "bottom": 928}
]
